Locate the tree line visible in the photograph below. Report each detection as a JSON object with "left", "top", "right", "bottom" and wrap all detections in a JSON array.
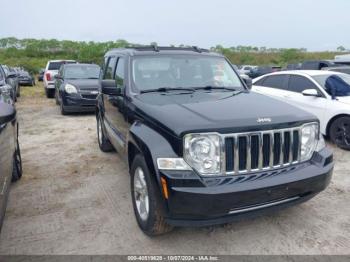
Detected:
[{"left": 0, "top": 37, "right": 345, "bottom": 74}]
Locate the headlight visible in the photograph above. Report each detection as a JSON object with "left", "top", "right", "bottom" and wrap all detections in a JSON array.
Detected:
[
  {"left": 184, "top": 133, "right": 222, "bottom": 175},
  {"left": 300, "top": 123, "right": 319, "bottom": 161},
  {"left": 64, "top": 84, "right": 77, "bottom": 94}
]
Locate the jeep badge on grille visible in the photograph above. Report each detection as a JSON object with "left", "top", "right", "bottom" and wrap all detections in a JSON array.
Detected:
[{"left": 257, "top": 117, "right": 272, "bottom": 123}]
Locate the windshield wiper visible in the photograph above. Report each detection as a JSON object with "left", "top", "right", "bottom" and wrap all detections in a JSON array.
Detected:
[
  {"left": 140, "top": 87, "right": 195, "bottom": 94},
  {"left": 194, "top": 86, "right": 238, "bottom": 91}
]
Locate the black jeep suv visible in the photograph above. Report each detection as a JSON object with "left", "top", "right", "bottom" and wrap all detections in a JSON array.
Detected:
[{"left": 96, "top": 46, "right": 334, "bottom": 236}]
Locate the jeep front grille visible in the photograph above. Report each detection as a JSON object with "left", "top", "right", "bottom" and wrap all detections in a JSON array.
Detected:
[{"left": 224, "top": 128, "right": 301, "bottom": 175}]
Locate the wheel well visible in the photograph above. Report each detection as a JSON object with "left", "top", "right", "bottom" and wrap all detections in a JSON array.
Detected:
[
  {"left": 128, "top": 142, "right": 141, "bottom": 171},
  {"left": 326, "top": 114, "right": 350, "bottom": 136}
]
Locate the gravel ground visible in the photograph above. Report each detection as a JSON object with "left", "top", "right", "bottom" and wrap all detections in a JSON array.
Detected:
[{"left": 0, "top": 85, "right": 349, "bottom": 255}]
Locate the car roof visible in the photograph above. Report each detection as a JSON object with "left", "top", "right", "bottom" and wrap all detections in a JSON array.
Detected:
[
  {"left": 105, "top": 46, "right": 223, "bottom": 57},
  {"left": 48, "top": 60, "right": 76, "bottom": 63},
  {"left": 62, "top": 63, "right": 99, "bottom": 68},
  {"left": 264, "top": 70, "right": 343, "bottom": 77}
]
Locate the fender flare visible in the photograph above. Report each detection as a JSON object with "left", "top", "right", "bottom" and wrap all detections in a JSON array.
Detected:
[{"left": 127, "top": 121, "right": 179, "bottom": 184}]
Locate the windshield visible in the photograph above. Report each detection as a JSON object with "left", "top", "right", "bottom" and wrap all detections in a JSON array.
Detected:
[
  {"left": 48, "top": 61, "right": 76, "bottom": 70},
  {"left": 313, "top": 74, "right": 350, "bottom": 97},
  {"left": 132, "top": 55, "right": 244, "bottom": 92},
  {"left": 64, "top": 65, "right": 100, "bottom": 79}
]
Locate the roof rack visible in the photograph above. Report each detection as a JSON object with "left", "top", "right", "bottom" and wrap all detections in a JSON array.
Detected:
[{"left": 121, "top": 46, "right": 210, "bottom": 53}]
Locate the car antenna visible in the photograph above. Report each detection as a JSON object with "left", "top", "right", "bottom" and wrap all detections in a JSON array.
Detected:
[
  {"left": 192, "top": 46, "right": 202, "bottom": 53},
  {"left": 151, "top": 44, "right": 159, "bottom": 52}
]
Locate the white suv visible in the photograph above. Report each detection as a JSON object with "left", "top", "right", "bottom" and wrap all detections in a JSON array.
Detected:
[
  {"left": 44, "top": 60, "right": 76, "bottom": 98},
  {"left": 252, "top": 70, "right": 350, "bottom": 150}
]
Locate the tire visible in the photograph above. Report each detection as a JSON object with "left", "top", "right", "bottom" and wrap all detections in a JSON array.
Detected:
[
  {"left": 330, "top": 116, "right": 350, "bottom": 150},
  {"left": 96, "top": 113, "right": 114, "bottom": 152},
  {"left": 17, "top": 86, "right": 21, "bottom": 97},
  {"left": 60, "top": 102, "right": 68, "bottom": 115},
  {"left": 12, "top": 140, "right": 23, "bottom": 182},
  {"left": 45, "top": 88, "right": 54, "bottom": 98},
  {"left": 130, "top": 155, "right": 173, "bottom": 236},
  {"left": 55, "top": 90, "right": 60, "bottom": 105}
]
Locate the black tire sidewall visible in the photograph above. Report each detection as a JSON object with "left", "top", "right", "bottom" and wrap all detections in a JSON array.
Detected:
[
  {"left": 130, "top": 155, "right": 162, "bottom": 235},
  {"left": 330, "top": 117, "right": 350, "bottom": 150}
]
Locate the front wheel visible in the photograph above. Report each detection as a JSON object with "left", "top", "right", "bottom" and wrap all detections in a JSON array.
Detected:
[
  {"left": 330, "top": 116, "right": 350, "bottom": 150},
  {"left": 12, "top": 140, "right": 23, "bottom": 182},
  {"left": 130, "top": 155, "right": 173, "bottom": 236}
]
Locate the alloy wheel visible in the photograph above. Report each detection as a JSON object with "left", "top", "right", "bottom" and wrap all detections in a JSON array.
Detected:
[{"left": 133, "top": 167, "right": 149, "bottom": 221}]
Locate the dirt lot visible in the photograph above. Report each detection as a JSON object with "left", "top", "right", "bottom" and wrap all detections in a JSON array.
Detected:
[{"left": 0, "top": 83, "right": 349, "bottom": 255}]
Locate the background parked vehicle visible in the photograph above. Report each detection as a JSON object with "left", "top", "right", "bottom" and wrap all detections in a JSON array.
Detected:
[
  {"left": 249, "top": 65, "right": 282, "bottom": 78},
  {"left": 239, "top": 65, "right": 256, "bottom": 76},
  {"left": 0, "top": 97, "right": 22, "bottom": 230},
  {"left": 334, "top": 54, "right": 350, "bottom": 66},
  {"left": 44, "top": 60, "right": 77, "bottom": 98},
  {"left": 300, "top": 60, "right": 337, "bottom": 70},
  {"left": 18, "top": 70, "right": 35, "bottom": 86},
  {"left": 253, "top": 70, "right": 350, "bottom": 149},
  {"left": 54, "top": 63, "right": 100, "bottom": 115},
  {"left": 37, "top": 68, "right": 45, "bottom": 82},
  {"left": 322, "top": 66, "right": 350, "bottom": 75},
  {"left": 0, "top": 65, "right": 19, "bottom": 101}
]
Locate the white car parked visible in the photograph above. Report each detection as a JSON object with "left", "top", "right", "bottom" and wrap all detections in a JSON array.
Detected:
[
  {"left": 252, "top": 70, "right": 350, "bottom": 150},
  {"left": 44, "top": 60, "right": 76, "bottom": 98}
]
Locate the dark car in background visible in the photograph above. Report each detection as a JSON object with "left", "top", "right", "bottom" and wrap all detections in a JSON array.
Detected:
[
  {"left": 18, "top": 70, "right": 35, "bottom": 86},
  {"left": 249, "top": 65, "right": 282, "bottom": 78},
  {"left": 300, "top": 60, "right": 337, "bottom": 70},
  {"left": 54, "top": 63, "right": 101, "bottom": 115},
  {"left": 38, "top": 68, "right": 45, "bottom": 82},
  {"left": 0, "top": 65, "right": 20, "bottom": 101},
  {"left": 0, "top": 73, "right": 22, "bottom": 230},
  {"left": 96, "top": 46, "right": 333, "bottom": 235}
]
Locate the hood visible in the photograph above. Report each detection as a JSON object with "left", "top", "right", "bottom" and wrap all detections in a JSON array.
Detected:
[
  {"left": 134, "top": 91, "right": 317, "bottom": 137},
  {"left": 66, "top": 79, "right": 100, "bottom": 90},
  {"left": 337, "top": 96, "right": 350, "bottom": 105}
]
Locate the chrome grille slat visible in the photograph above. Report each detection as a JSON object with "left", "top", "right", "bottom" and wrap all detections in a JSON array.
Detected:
[{"left": 225, "top": 127, "right": 301, "bottom": 175}]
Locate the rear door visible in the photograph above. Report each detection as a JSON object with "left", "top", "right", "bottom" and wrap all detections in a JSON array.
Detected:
[
  {"left": 252, "top": 74, "right": 290, "bottom": 100},
  {"left": 0, "top": 119, "right": 15, "bottom": 217},
  {"left": 284, "top": 75, "right": 327, "bottom": 121}
]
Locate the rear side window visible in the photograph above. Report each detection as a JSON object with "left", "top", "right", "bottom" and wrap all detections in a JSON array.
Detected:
[
  {"left": 104, "top": 57, "right": 117, "bottom": 79},
  {"left": 115, "top": 57, "right": 125, "bottom": 87},
  {"left": 0, "top": 67, "right": 4, "bottom": 81},
  {"left": 288, "top": 75, "right": 318, "bottom": 93},
  {"left": 260, "top": 75, "right": 288, "bottom": 90}
]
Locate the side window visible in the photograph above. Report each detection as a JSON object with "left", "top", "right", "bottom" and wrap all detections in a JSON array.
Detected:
[
  {"left": 0, "top": 67, "right": 4, "bottom": 81},
  {"left": 288, "top": 75, "right": 317, "bottom": 93},
  {"left": 254, "top": 77, "right": 265, "bottom": 86},
  {"left": 104, "top": 56, "right": 117, "bottom": 80},
  {"left": 262, "top": 75, "right": 287, "bottom": 90},
  {"left": 115, "top": 57, "right": 125, "bottom": 87}
]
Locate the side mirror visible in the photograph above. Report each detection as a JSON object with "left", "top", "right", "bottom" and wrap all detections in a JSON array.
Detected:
[
  {"left": 302, "top": 89, "right": 319, "bottom": 97},
  {"left": 101, "top": 80, "right": 122, "bottom": 96},
  {"left": 0, "top": 102, "right": 16, "bottom": 125},
  {"left": 241, "top": 76, "right": 252, "bottom": 90}
]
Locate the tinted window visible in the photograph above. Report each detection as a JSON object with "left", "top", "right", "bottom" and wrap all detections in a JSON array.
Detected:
[
  {"left": 104, "top": 57, "right": 117, "bottom": 79},
  {"left": 64, "top": 65, "right": 100, "bottom": 79},
  {"left": 115, "top": 58, "right": 125, "bottom": 87},
  {"left": 261, "top": 75, "right": 287, "bottom": 89},
  {"left": 48, "top": 61, "right": 75, "bottom": 70},
  {"left": 288, "top": 75, "right": 317, "bottom": 93},
  {"left": 132, "top": 55, "right": 244, "bottom": 91},
  {"left": 0, "top": 67, "right": 4, "bottom": 81}
]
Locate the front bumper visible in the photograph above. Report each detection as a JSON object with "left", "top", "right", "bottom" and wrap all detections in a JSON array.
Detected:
[
  {"left": 160, "top": 147, "right": 333, "bottom": 227},
  {"left": 62, "top": 94, "right": 97, "bottom": 112}
]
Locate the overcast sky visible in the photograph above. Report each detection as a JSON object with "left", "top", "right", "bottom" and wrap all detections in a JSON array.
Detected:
[{"left": 0, "top": 0, "right": 348, "bottom": 51}]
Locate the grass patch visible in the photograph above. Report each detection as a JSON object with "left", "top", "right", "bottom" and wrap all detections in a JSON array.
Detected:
[{"left": 20, "top": 80, "right": 45, "bottom": 98}]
